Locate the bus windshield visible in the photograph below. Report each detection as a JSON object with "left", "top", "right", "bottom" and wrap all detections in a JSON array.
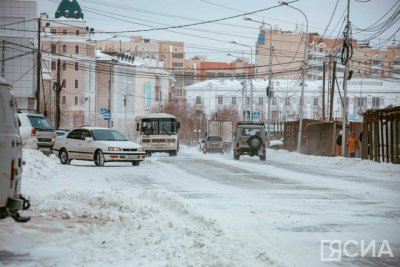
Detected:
[{"left": 141, "top": 118, "right": 178, "bottom": 135}]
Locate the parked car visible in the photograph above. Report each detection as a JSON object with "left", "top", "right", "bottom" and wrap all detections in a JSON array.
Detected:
[
  {"left": 269, "top": 138, "right": 283, "bottom": 150},
  {"left": 55, "top": 129, "right": 70, "bottom": 137},
  {"left": 203, "top": 135, "right": 224, "bottom": 154},
  {"left": 18, "top": 113, "right": 56, "bottom": 155},
  {"left": 0, "top": 77, "right": 30, "bottom": 222},
  {"left": 53, "top": 127, "right": 146, "bottom": 166}
]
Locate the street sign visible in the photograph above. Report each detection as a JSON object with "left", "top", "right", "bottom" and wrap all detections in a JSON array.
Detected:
[
  {"left": 103, "top": 112, "right": 111, "bottom": 120},
  {"left": 100, "top": 107, "right": 108, "bottom": 114},
  {"left": 253, "top": 111, "right": 261, "bottom": 119}
]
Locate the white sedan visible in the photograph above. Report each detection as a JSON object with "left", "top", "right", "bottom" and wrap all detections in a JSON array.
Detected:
[{"left": 53, "top": 127, "right": 146, "bottom": 166}]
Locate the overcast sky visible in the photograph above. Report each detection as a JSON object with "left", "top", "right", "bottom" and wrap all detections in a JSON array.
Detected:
[{"left": 39, "top": 0, "right": 399, "bottom": 61}]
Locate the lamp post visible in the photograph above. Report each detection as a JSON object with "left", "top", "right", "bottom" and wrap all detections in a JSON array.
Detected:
[
  {"left": 231, "top": 41, "right": 254, "bottom": 122},
  {"left": 279, "top": 1, "right": 308, "bottom": 153},
  {"left": 244, "top": 17, "right": 273, "bottom": 146}
]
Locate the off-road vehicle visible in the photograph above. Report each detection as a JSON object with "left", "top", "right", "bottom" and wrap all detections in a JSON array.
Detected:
[{"left": 233, "top": 122, "right": 266, "bottom": 160}]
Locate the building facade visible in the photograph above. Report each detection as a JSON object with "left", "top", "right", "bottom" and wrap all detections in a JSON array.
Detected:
[{"left": 0, "top": 0, "right": 38, "bottom": 112}]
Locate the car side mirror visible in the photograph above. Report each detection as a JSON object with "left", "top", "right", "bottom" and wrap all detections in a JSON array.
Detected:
[
  {"left": 85, "top": 137, "right": 93, "bottom": 141},
  {"left": 201, "top": 140, "right": 205, "bottom": 143}
]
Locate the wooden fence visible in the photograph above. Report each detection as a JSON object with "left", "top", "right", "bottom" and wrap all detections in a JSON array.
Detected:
[
  {"left": 283, "top": 119, "right": 342, "bottom": 156},
  {"left": 362, "top": 106, "right": 400, "bottom": 164}
]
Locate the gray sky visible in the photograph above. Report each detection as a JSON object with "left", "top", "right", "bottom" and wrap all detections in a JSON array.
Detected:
[{"left": 39, "top": 0, "right": 399, "bottom": 61}]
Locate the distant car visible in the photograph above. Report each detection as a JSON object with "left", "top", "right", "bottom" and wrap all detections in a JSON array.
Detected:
[
  {"left": 203, "top": 135, "right": 224, "bottom": 154},
  {"left": 18, "top": 113, "right": 56, "bottom": 154},
  {"left": 53, "top": 127, "right": 146, "bottom": 166},
  {"left": 269, "top": 138, "right": 283, "bottom": 150},
  {"left": 55, "top": 129, "right": 69, "bottom": 137}
]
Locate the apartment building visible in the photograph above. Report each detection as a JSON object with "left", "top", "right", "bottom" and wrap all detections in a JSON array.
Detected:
[
  {"left": 256, "top": 26, "right": 400, "bottom": 81},
  {"left": 0, "top": 0, "right": 38, "bottom": 112},
  {"left": 40, "top": 0, "right": 96, "bottom": 129}
]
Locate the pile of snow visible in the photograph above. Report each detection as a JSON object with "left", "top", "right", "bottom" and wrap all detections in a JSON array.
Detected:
[{"left": 0, "top": 149, "right": 277, "bottom": 266}]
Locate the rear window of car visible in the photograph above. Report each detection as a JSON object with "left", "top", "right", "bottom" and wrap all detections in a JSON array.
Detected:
[
  {"left": 27, "top": 115, "right": 54, "bottom": 130},
  {"left": 207, "top": 136, "right": 222, "bottom": 141}
]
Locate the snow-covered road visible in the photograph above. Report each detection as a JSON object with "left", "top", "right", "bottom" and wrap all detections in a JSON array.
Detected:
[{"left": 1, "top": 147, "right": 399, "bottom": 267}]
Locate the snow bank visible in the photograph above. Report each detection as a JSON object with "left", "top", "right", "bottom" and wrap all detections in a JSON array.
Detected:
[{"left": 0, "top": 149, "right": 277, "bottom": 266}]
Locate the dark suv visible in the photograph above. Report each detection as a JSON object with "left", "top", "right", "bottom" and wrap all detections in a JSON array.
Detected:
[{"left": 233, "top": 122, "right": 266, "bottom": 160}]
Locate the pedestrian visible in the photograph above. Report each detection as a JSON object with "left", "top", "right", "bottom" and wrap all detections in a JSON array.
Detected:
[
  {"left": 336, "top": 131, "right": 342, "bottom": 156},
  {"left": 347, "top": 132, "right": 359, "bottom": 158}
]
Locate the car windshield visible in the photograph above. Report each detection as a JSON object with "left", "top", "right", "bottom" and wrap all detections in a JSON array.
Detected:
[
  {"left": 28, "top": 115, "right": 54, "bottom": 130},
  {"left": 91, "top": 129, "right": 129, "bottom": 141},
  {"left": 207, "top": 136, "right": 222, "bottom": 141},
  {"left": 141, "top": 118, "right": 178, "bottom": 135}
]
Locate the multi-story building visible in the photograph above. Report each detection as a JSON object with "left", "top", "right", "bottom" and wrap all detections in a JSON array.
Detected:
[
  {"left": 0, "top": 0, "right": 38, "bottom": 112},
  {"left": 185, "top": 78, "right": 399, "bottom": 124},
  {"left": 40, "top": 0, "right": 96, "bottom": 129},
  {"left": 256, "top": 26, "right": 400, "bottom": 81}
]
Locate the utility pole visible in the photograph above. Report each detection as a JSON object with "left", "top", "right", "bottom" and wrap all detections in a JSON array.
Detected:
[
  {"left": 341, "top": 0, "right": 352, "bottom": 157},
  {"left": 36, "top": 18, "right": 41, "bottom": 114},
  {"left": 54, "top": 58, "right": 62, "bottom": 129},
  {"left": 322, "top": 61, "right": 326, "bottom": 121},
  {"left": 329, "top": 60, "right": 336, "bottom": 121}
]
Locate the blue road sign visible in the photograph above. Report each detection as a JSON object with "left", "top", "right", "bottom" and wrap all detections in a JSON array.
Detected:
[
  {"left": 103, "top": 112, "right": 111, "bottom": 120},
  {"left": 253, "top": 111, "right": 261, "bottom": 119},
  {"left": 100, "top": 107, "right": 108, "bottom": 114}
]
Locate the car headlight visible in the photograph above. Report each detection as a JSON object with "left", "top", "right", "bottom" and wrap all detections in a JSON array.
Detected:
[
  {"left": 108, "top": 147, "right": 122, "bottom": 151},
  {"left": 137, "top": 147, "right": 145, "bottom": 152}
]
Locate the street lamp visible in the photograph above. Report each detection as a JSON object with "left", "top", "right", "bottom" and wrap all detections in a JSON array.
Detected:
[
  {"left": 231, "top": 40, "right": 254, "bottom": 122},
  {"left": 244, "top": 17, "right": 273, "bottom": 147},
  {"left": 279, "top": 1, "right": 308, "bottom": 153}
]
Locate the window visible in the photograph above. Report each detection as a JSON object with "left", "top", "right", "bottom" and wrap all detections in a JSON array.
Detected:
[
  {"left": 372, "top": 69, "right": 382, "bottom": 76},
  {"left": 76, "top": 30, "right": 80, "bottom": 36},
  {"left": 245, "top": 97, "right": 249, "bottom": 105},
  {"left": 50, "top": 28, "right": 56, "bottom": 34},
  {"left": 217, "top": 97, "right": 223, "bottom": 105},
  {"left": 62, "top": 62, "right": 66, "bottom": 70},
  {"left": 62, "top": 79, "right": 66, "bottom": 88},
  {"left": 232, "top": 97, "right": 236, "bottom": 105},
  {"left": 63, "top": 44, "right": 67, "bottom": 53},
  {"left": 259, "top": 97, "right": 263, "bottom": 105},
  {"left": 313, "top": 97, "right": 319, "bottom": 106},
  {"left": 63, "top": 29, "right": 67, "bottom": 35},
  {"left": 272, "top": 97, "right": 277, "bottom": 105},
  {"left": 285, "top": 97, "right": 290, "bottom": 106},
  {"left": 372, "top": 59, "right": 381, "bottom": 66},
  {"left": 172, "top": 62, "right": 183, "bottom": 68},
  {"left": 51, "top": 44, "right": 56, "bottom": 54},
  {"left": 61, "top": 95, "right": 66, "bottom": 105},
  {"left": 75, "top": 62, "right": 79, "bottom": 71},
  {"left": 75, "top": 45, "right": 79, "bottom": 54},
  {"left": 196, "top": 96, "right": 201, "bottom": 104},
  {"left": 74, "top": 96, "right": 78, "bottom": 105},
  {"left": 51, "top": 61, "right": 56, "bottom": 70},
  {"left": 372, "top": 97, "right": 380, "bottom": 108},
  {"left": 75, "top": 80, "right": 78, "bottom": 89}
]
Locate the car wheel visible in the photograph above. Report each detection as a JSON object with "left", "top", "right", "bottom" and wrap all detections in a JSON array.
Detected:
[
  {"left": 59, "top": 149, "right": 71, "bottom": 164},
  {"left": 94, "top": 150, "right": 105, "bottom": 167},
  {"left": 169, "top": 151, "right": 177, "bottom": 156},
  {"left": 234, "top": 154, "right": 240, "bottom": 160},
  {"left": 132, "top": 161, "right": 140, "bottom": 166},
  {"left": 147, "top": 151, "right": 152, "bottom": 157}
]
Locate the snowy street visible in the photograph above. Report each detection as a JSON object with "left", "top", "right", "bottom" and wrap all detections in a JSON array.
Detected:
[{"left": 1, "top": 147, "right": 400, "bottom": 266}]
